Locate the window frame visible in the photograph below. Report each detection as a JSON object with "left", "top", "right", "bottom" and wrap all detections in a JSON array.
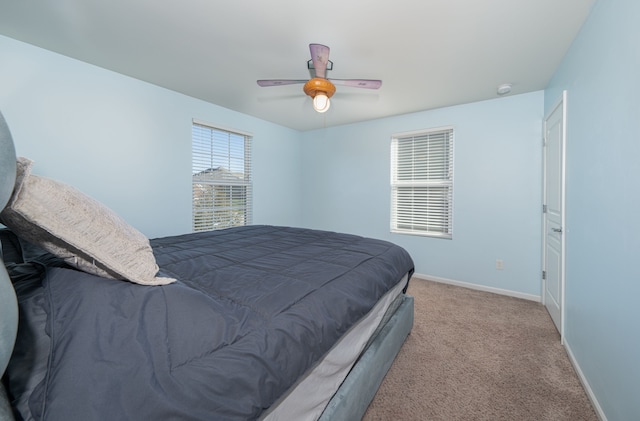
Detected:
[
  {"left": 191, "top": 120, "right": 252, "bottom": 232},
  {"left": 390, "top": 126, "right": 454, "bottom": 239}
]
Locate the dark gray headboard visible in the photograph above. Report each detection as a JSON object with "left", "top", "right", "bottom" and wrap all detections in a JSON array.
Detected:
[{"left": 0, "top": 110, "right": 18, "bottom": 420}]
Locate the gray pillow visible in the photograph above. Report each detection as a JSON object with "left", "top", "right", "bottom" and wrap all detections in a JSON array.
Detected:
[{"left": 0, "top": 157, "right": 174, "bottom": 286}]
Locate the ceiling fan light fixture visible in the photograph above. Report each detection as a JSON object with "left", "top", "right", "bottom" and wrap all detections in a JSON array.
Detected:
[
  {"left": 313, "top": 93, "right": 331, "bottom": 113},
  {"left": 304, "top": 78, "right": 336, "bottom": 113}
]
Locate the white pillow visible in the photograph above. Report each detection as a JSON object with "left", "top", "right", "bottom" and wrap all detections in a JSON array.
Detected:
[{"left": 0, "top": 157, "right": 174, "bottom": 286}]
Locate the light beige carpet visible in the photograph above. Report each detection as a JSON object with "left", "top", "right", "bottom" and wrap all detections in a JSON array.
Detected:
[{"left": 363, "top": 279, "right": 598, "bottom": 421}]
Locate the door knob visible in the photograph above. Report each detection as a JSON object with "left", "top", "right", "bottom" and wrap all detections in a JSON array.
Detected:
[{"left": 552, "top": 227, "right": 562, "bottom": 233}]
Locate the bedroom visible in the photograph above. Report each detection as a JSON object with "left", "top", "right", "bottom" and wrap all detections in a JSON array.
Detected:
[{"left": 0, "top": 0, "right": 638, "bottom": 420}]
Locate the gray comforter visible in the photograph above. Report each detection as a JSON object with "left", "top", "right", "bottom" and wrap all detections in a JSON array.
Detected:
[{"left": 6, "top": 225, "right": 413, "bottom": 420}]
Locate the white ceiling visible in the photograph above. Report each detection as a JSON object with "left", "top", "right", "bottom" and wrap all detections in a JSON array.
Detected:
[{"left": 0, "top": 0, "right": 595, "bottom": 131}]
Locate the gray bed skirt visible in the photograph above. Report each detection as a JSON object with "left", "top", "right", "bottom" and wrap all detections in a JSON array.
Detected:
[{"left": 319, "top": 294, "right": 414, "bottom": 420}]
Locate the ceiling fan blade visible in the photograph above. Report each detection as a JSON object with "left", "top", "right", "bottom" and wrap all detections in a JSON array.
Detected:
[
  {"left": 257, "top": 79, "right": 307, "bottom": 87},
  {"left": 333, "top": 91, "right": 380, "bottom": 102},
  {"left": 329, "top": 79, "right": 382, "bottom": 89},
  {"left": 309, "top": 44, "right": 330, "bottom": 79}
]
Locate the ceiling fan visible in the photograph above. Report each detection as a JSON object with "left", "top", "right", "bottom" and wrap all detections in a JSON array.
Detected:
[{"left": 257, "top": 44, "right": 382, "bottom": 113}]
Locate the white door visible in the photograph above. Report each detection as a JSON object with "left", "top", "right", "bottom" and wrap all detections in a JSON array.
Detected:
[{"left": 543, "top": 91, "right": 566, "bottom": 338}]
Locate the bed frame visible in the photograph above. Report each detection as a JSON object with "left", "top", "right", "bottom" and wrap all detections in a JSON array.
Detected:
[
  {"left": 319, "top": 295, "right": 413, "bottom": 420},
  {"left": 0, "top": 110, "right": 412, "bottom": 420}
]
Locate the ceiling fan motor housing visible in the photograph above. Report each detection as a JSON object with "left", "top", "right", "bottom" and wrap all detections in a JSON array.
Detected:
[{"left": 303, "top": 78, "right": 336, "bottom": 99}]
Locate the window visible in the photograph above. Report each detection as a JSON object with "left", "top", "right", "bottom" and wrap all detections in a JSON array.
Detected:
[
  {"left": 192, "top": 120, "right": 252, "bottom": 232},
  {"left": 391, "top": 127, "right": 454, "bottom": 238}
]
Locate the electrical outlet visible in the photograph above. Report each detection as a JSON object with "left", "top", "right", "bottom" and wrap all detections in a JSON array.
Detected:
[{"left": 495, "top": 259, "right": 504, "bottom": 270}]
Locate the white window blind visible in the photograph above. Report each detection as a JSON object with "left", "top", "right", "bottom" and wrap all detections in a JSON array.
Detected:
[
  {"left": 192, "top": 122, "right": 252, "bottom": 232},
  {"left": 391, "top": 127, "right": 454, "bottom": 238}
]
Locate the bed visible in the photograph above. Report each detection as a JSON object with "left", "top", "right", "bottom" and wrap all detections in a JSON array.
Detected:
[{"left": 0, "top": 110, "right": 414, "bottom": 421}]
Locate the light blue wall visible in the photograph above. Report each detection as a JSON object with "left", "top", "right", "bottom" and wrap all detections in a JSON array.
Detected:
[
  {"left": 0, "top": 35, "right": 303, "bottom": 238},
  {"left": 545, "top": 0, "right": 640, "bottom": 419},
  {"left": 0, "top": 30, "right": 546, "bottom": 300},
  {"left": 301, "top": 92, "right": 544, "bottom": 297}
]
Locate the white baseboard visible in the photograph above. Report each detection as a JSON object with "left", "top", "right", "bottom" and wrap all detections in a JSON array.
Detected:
[
  {"left": 564, "top": 341, "right": 607, "bottom": 421},
  {"left": 411, "top": 272, "right": 541, "bottom": 302}
]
